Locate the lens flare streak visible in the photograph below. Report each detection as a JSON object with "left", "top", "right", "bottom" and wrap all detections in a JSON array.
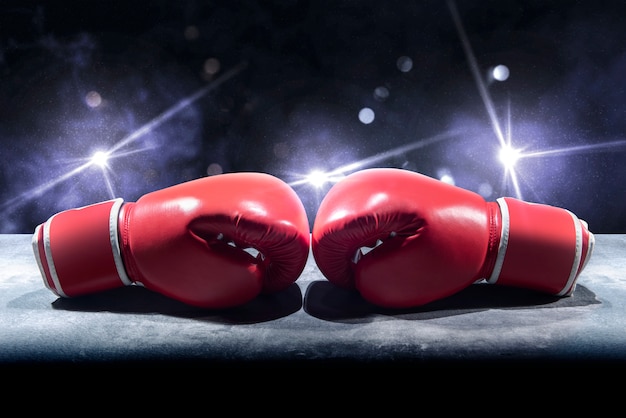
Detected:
[
  {"left": 288, "top": 130, "right": 462, "bottom": 187},
  {"left": 447, "top": 0, "right": 506, "bottom": 148},
  {"left": 101, "top": 166, "right": 116, "bottom": 200},
  {"left": 520, "top": 140, "right": 626, "bottom": 158},
  {"left": 109, "top": 61, "right": 247, "bottom": 154}
]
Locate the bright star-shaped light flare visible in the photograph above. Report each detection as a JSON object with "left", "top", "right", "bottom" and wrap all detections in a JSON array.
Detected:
[
  {"left": 499, "top": 144, "right": 522, "bottom": 170},
  {"left": 88, "top": 150, "right": 117, "bottom": 199},
  {"left": 90, "top": 151, "right": 110, "bottom": 168},
  {"left": 305, "top": 170, "right": 337, "bottom": 188}
]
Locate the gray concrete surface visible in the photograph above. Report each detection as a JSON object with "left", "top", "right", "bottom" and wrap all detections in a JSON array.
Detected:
[{"left": 1, "top": 233, "right": 625, "bottom": 368}]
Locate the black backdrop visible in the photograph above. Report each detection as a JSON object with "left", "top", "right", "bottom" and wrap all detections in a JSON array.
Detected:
[{"left": 1, "top": 0, "right": 625, "bottom": 233}]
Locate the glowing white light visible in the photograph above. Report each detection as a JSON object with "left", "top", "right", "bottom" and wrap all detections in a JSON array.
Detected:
[
  {"left": 492, "top": 65, "right": 510, "bottom": 81},
  {"left": 358, "top": 107, "right": 375, "bottom": 124},
  {"left": 90, "top": 151, "right": 110, "bottom": 168},
  {"left": 440, "top": 174, "right": 455, "bottom": 185},
  {"left": 499, "top": 144, "right": 521, "bottom": 169},
  {"left": 437, "top": 167, "right": 455, "bottom": 185},
  {"left": 306, "top": 170, "right": 331, "bottom": 188}
]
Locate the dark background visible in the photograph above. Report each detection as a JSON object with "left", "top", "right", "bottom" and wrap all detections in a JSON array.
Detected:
[{"left": 1, "top": 0, "right": 625, "bottom": 233}]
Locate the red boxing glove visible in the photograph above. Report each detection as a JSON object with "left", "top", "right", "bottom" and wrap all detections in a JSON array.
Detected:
[
  {"left": 311, "top": 168, "right": 594, "bottom": 309},
  {"left": 33, "top": 172, "right": 310, "bottom": 309}
]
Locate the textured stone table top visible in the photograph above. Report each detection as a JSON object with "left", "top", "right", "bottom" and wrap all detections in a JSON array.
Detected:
[{"left": 1, "top": 233, "right": 624, "bottom": 369}]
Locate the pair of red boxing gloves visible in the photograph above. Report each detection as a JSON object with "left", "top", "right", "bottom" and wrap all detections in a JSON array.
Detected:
[{"left": 32, "top": 168, "right": 594, "bottom": 310}]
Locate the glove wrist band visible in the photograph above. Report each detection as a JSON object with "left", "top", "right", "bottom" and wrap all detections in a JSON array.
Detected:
[
  {"left": 32, "top": 198, "right": 132, "bottom": 298},
  {"left": 487, "top": 197, "right": 594, "bottom": 296}
]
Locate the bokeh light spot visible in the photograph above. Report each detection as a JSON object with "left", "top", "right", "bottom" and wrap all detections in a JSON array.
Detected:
[
  {"left": 373, "top": 86, "right": 390, "bottom": 101},
  {"left": 184, "top": 25, "right": 200, "bottom": 40},
  {"left": 358, "top": 107, "right": 375, "bottom": 124},
  {"left": 206, "top": 163, "right": 223, "bottom": 176},
  {"left": 439, "top": 173, "right": 455, "bottom": 185},
  {"left": 203, "top": 58, "right": 221, "bottom": 76},
  {"left": 85, "top": 91, "right": 102, "bottom": 108},
  {"left": 492, "top": 64, "right": 510, "bottom": 81},
  {"left": 397, "top": 56, "right": 413, "bottom": 72},
  {"left": 478, "top": 182, "right": 494, "bottom": 198},
  {"left": 437, "top": 167, "right": 455, "bottom": 185}
]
